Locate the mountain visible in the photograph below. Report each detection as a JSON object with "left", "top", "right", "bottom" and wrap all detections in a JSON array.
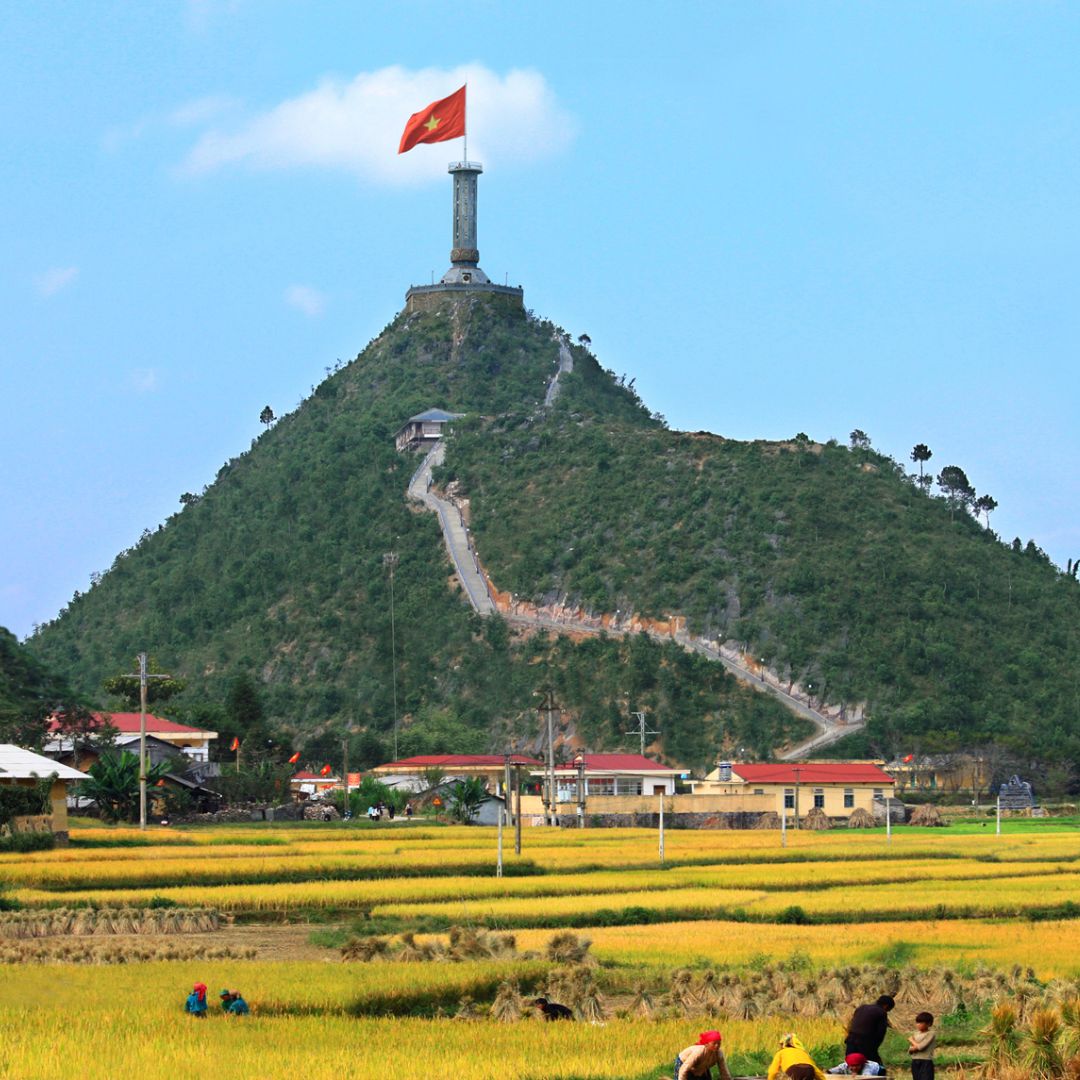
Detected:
[
  {"left": 25, "top": 296, "right": 806, "bottom": 770},
  {"left": 26, "top": 291, "right": 1080, "bottom": 777},
  {"left": 441, "top": 398, "right": 1080, "bottom": 767}
]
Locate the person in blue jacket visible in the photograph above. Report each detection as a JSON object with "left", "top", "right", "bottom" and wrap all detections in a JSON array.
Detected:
[
  {"left": 185, "top": 982, "right": 208, "bottom": 1018},
  {"left": 220, "top": 989, "right": 250, "bottom": 1015}
]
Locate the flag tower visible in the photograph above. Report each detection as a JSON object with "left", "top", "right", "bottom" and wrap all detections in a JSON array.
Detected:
[{"left": 400, "top": 86, "right": 523, "bottom": 312}]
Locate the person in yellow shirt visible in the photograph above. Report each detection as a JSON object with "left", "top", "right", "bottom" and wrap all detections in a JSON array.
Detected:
[{"left": 766, "top": 1033, "right": 828, "bottom": 1080}]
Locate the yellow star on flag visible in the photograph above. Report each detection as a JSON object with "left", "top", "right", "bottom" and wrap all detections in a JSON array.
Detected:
[{"left": 423, "top": 113, "right": 441, "bottom": 133}]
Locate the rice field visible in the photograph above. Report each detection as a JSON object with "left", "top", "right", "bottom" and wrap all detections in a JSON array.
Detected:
[{"left": 2, "top": 818, "right": 1079, "bottom": 1078}]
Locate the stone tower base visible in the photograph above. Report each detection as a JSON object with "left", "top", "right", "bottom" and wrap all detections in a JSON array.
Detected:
[{"left": 405, "top": 282, "right": 524, "bottom": 316}]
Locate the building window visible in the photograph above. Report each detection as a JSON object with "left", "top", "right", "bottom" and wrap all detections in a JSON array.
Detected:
[
  {"left": 873, "top": 788, "right": 884, "bottom": 800},
  {"left": 784, "top": 788, "right": 795, "bottom": 809},
  {"left": 587, "top": 779, "right": 614, "bottom": 796},
  {"left": 813, "top": 788, "right": 825, "bottom": 809},
  {"left": 615, "top": 777, "right": 642, "bottom": 796},
  {"left": 753, "top": 788, "right": 765, "bottom": 796},
  {"left": 844, "top": 788, "right": 854, "bottom": 808}
]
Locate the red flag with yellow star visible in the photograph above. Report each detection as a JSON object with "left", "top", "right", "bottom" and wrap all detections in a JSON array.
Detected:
[{"left": 398, "top": 85, "right": 466, "bottom": 154}]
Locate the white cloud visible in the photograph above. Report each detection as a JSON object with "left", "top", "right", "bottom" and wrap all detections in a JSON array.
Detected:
[
  {"left": 179, "top": 64, "right": 577, "bottom": 185},
  {"left": 103, "top": 95, "right": 240, "bottom": 152},
  {"left": 130, "top": 368, "right": 160, "bottom": 393},
  {"left": 36, "top": 266, "right": 79, "bottom": 297},
  {"left": 284, "top": 284, "right": 326, "bottom": 317}
]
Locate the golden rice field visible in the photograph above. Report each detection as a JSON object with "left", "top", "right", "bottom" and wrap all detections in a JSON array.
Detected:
[
  {"left": 3, "top": 819, "right": 1080, "bottom": 1078},
  {"left": 2, "top": 958, "right": 841, "bottom": 1080}
]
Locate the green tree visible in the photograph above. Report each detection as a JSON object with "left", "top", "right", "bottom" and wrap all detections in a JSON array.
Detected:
[
  {"left": 937, "top": 465, "right": 976, "bottom": 521},
  {"left": 974, "top": 493, "right": 998, "bottom": 529},
  {"left": 102, "top": 658, "right": 186, "bottom": 710},
  {"left": 910, "top": 443, "right": 933, "bottom": 478},
  {"left": 79, "top": 750, "right": 170, "bottom": 823},
  {"left": 218, "top": 673, "right": 271, "bottom": 762},
  {"left": 260, "top": 405, "right": 275, "bottom": 428},
  {"left": 849, "top": 429, "right": 871, "bottom": 451}
]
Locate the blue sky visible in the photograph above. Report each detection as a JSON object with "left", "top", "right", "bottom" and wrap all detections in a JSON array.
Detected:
[{"left": 3, "top": 1, "right": 1079, "bottom": 639}]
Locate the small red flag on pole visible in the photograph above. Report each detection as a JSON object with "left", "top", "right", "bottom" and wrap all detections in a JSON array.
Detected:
[
  {"left": 902, "top": 753, "right": 915, "bottom": 764},
  {"left": 320, "top": 764, "right": 333, "bottom": 777},
  {"left": 230, "top": 737, "right": 240, "bottom": 752},
  {"left": 288, "top": 751, "right": 301, "bottom": 765},
  {"left": 398, "top": 85, "right": 466, "bottom": 154}
]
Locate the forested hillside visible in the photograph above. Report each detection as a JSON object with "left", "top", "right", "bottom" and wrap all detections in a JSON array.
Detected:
[
  {"left": 25, "top": 297, "right": 804, "bottom": 770},
  {"left": 0, "top": 628, "right": 78, "bottom": 746},
  {"left": 441, "top": 401, "right": 1080, "bottom": 767}
]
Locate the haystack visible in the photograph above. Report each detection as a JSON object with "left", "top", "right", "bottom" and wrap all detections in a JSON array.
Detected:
[
  {"left": 909, "top": 804, "right": 947, "bottom": 827},
  {"left": 847, "top": 807, "right": 875, "bottom": 828},
  {"left": 754, "top": 811, "right": 781, "bottom": 830},
  {"left": 803, "top": 807, "right": 832, "bottom": 830}
]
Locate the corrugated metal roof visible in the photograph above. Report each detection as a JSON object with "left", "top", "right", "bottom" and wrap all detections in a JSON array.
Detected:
[
  {"left": 731, "top": 763, "right": 895, "bottom": 784},
  {"left": 551, "top": 753, "right": 678, "bottom": 773},
  {"left": 406, "top": 409, "right": 464, "bottom": 424},
  {"left": 376, "top": 754, "right": 543, "bottom": 769},
  {"left": 0, "top": 745, "right": 88, "bottom": 781}
]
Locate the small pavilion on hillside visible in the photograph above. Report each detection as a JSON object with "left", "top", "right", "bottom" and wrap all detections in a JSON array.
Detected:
[{"left": 394, "top": 409, "right": 464, "bottom": 453}]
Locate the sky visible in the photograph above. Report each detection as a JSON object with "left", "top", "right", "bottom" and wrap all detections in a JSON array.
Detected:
[{"left": 3, "top": 1, "right": 1079, "bottom": 640}]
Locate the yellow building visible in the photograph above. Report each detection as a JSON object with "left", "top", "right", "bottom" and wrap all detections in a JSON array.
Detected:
[
  {"left": 0, "top": 744, "right": 88, "bottom": 843},
  {"left": 689, "top": 761, "right": 896, "bottom": 818}
]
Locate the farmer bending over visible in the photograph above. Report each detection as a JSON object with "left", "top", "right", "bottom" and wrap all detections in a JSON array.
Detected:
[
  {"left": 533, "top": 996, "right": 573, "bottom": 1021},
  {"left": 766, "top": 1033, "right": 827, "bottom": 1080},
  {"left": 219, "top": 989, "right": 250, "bottom": 1015},
  {"left": 674, "top": 1030, "right": 732, "bottom": 1080}
]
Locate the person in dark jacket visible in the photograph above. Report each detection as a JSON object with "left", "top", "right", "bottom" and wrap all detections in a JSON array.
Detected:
[
  {"left": 533, "top": 996, "right": 573, "bottom": 1020},
  {"left": 845, "top": 995, "right": 894, "bottom": 1066}
]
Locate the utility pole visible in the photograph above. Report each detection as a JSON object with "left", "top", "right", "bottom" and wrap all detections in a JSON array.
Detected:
[
  {"left": 537, "top": 688, "right": 558, "bottom": 827},
  {"left": 121, "top": 653, "right": 172, "bottom": 831},
  {"left": 574, "top": 752, "right": 586, "bottom": 828},
  {"left": 625, "top": 710, "right": 660, "bottom": 756},
  {"left": 514, "top": 760, "right": 522, "bottom": 854},
  {"left": 342, "top": 737, "right": 350, "bottom": 820},
  {"left": 383, "top": 550, "right": 400, "bottom": 760}
]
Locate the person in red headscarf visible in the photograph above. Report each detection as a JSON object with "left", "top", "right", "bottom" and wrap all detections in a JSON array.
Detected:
[
  {"left": 674, "top": 1030, "right": 732, "bottom": 1080},
  {"left": 185, "top": 982, "right": 208, "bottom": 1018}
]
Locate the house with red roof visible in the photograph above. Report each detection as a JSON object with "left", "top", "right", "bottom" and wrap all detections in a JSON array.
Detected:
[
  {"left": 46, "top": 712, "right": 217, "bottom": 763},
  {"left": 689, "top": 760, "right": 896, "bottom": 818}
]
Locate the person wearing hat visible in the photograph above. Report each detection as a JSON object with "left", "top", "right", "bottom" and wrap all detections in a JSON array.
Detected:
[
  {"left": 184, "top": 982, "right": 208, "bottom": 1018},
  {"left": 674, "top": 1030, "right": 732, "bottom": 1080},
  {"left": 219, "top": 988, "right": 250, "bottom": 1015},
  {"left": 766, "top": 1033, "right": 827, "bottom": 1080},
  {"left": 827, "top": 1051, "right": 884, "bottom": 1075}
]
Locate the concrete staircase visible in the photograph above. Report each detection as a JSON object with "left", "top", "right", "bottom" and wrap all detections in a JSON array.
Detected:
[{"left": 407, "top": 440, "right": 863, "bottom": 759}]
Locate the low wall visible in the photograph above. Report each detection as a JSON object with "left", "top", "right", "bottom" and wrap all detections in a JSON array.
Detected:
[{"left": 552, "top": 811, "right": 771, "bottom": 829}]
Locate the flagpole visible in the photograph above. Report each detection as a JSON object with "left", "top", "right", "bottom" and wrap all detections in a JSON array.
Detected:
[{"left": 463, "top": 82, "right": 467, "bottom": 161}]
